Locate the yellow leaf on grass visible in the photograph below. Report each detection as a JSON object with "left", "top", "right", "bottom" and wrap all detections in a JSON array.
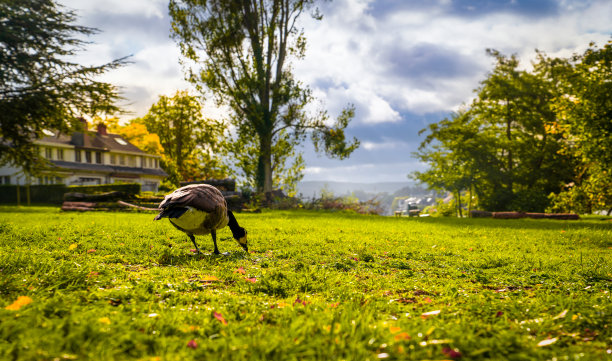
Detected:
[
  {"left": 68, "top": 243, "right": 78, "bottom": 250},
  {"left": 5, "top": 296, "right": 33, "bottom": 310},
  {"left": 394, "top": 332, "right": 411, "bottom": 341},
  {"left": 389, "top": 326, "right": 402, "bottom": 334},
  {"left": 99, "top": 317, "right": 111, "bottom": 325},
  {"left": 201, "top": 276, "right": 219, "bottom": 282}
]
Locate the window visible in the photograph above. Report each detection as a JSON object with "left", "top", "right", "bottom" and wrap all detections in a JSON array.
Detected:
[
  {"left": 119, "top": 155, "right": 125, "bottom": 165},
  {"left": 154, "top": 159, "right": 158, "bottom": 168},
  {"left": 75, "top": 150, "right": 81, "bottom": 162},
  {"left": 128, "top": 156, "right": 136, "bottom": 167},
  {"left": 85, "top": 151, "right": 92, "bottom": 163},
  {"left": 45, "top": 147, "right": 53, "bottom": 159},
  {"left": 110, "top": 154, "right": 116, "bottom": 164},
  {"left": 56, "top": 148, "right": 64, "bottom": 160},
  {"left": 2, "top": 176, "right": 11, "bottom": 184},
  {"left": 95, "top": 152, "right": 102, "bottom": 164}
]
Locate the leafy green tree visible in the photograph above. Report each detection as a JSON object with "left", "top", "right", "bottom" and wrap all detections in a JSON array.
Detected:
[
  {"left": 414, "top": 50, "right": 576, "bottom": 213},
  {"left": 169, "top": 0, "right": 359, "bottom": 193},
  {"left": 228, "top": 124, "right": 305, "bottom": 195},
  {"left": 142, "top": 91, "right": 228, "bottom": 184},
  {"left": 0, "top": 0, "right": 127, "bottom": 174},
  {"left": 546, "top": 41, "right": 612, "bottom": 214}
]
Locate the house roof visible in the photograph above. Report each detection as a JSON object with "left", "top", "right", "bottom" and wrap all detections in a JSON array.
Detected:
[
  {"left": 40, "top": 129, "right": 147, "bottom": 154},
  {"left": 50, "top": 161, "right": 168, "bottom": 177}
]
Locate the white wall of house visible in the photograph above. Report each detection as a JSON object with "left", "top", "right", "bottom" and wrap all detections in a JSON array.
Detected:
[{"left": 1, "top": 143, "right": 164, "bottom": 190}]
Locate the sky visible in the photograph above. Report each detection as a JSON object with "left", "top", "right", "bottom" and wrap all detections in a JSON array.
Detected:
[{"left": 58, "top": 0, "right": 611, "bottom": 184}]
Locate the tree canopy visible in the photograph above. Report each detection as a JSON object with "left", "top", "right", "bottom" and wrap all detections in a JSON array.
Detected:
[
  {"left": 169, "top": 0, "right": 359, "bottom": 193},
  {"left": 414, "top": 41, "right": 611, "bottom": 214},
  {"left": 141, "top": 91, "right": 228, "bottom": 184},
  {"left": 0, "top": 0, "right": 127, "bottom": 174}
]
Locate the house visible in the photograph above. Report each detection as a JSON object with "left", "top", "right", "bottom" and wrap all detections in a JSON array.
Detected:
[{"left": 0, "top": 121, "right": 167, "bottom": 192}]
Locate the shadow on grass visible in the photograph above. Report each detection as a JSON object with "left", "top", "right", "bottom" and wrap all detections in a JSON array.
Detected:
[
  {"left": 0, "top": 204, "right": 61, "bottom": 213},
  {"left": 409, "top": 215, "right": 612, "bottom": 232},
  {"left": 156, "top": 244, "right": 250, "bottom": 266}
]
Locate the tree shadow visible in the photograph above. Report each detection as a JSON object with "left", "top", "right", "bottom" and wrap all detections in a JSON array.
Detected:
[{"left": 412, "top": 216, "right": 612, "bottom": 232}]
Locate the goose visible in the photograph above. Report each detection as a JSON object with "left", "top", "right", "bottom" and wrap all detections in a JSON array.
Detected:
[{"left": 154, "top": 184, "right": 247, "bottom": 254}]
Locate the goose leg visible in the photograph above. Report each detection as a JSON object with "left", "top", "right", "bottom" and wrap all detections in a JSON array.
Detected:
[
  {"left": 188, "top": 234, "right": 201, "bottom": 254},
  {"left": 211, "top": 230, "right": 221, "bottom": 255}
]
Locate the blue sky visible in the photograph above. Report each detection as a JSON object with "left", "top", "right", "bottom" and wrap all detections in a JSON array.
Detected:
[{"left": 59, "top": 0, "right": 611, "bottom": 183}]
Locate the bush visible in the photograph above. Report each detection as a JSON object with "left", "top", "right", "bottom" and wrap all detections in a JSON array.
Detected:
[{"left": 0, "top": 183, "right": 142, "bottom": 205}]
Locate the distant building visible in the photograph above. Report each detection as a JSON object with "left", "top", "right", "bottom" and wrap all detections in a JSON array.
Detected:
[{"left": 0, "top": 121, "right": 167, "bottom": 192}]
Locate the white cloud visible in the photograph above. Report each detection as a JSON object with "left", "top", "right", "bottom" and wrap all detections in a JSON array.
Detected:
[
  {"left": 303, "top": 161, "right": 424, "bottom": 183},
  {"left": 61, "top": 0, "right": 166, "bottom": 18},
  {"left": 362, "top": 140, "right": 408, "bottom": 151}
]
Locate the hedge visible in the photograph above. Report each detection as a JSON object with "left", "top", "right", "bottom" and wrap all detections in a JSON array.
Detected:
[{"left": 0, "top": 183, "right": 141, "bottom": 205}]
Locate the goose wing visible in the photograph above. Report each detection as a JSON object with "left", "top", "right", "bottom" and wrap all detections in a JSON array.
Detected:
[{"left": 158, "top": 184, "right": 226, "bottom": 213}]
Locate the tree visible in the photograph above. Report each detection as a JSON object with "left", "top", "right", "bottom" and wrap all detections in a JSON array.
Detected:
[
  {"left": 414, "top": 50, "right": 576, "bottom": 213},
  {"left": 546, "top": 41, "right": 612, "bottom": 214},
  {"left": 228, "top": 124, "right": 305, "bottom": 195},
  {"left": 142, "top": 90, "right": 228, "bottom": 184},
  {"left": 169, "top": 0, "right": 359, "bottom": 193},
  {"left": 0, "top": 0, "right": 127, "bottom": 174}
]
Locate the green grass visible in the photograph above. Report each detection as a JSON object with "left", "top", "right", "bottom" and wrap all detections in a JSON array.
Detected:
[{"left": 0, "top": 206, "right": 610, "bottom": 360}]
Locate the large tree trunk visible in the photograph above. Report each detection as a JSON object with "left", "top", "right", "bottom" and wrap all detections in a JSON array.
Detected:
[{"left": 257, "top": 133, "right": 274, "bottom": 193}]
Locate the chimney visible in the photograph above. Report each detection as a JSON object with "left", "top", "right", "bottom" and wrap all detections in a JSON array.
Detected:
[
  {"left": 97, "top": 123, "right": 108, "bottom": 135},
  {"left": 79, "top": 118, "right": 88, "bottom": 131}
]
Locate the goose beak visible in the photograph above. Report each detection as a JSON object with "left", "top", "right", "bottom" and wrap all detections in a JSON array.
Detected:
[{"left": 237, "top": 236, "right": 248, "bottom": 252}]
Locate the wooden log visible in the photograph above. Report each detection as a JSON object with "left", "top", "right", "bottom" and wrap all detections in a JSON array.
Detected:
[
  {"left": 526, "top": 213, "right": 580, "bottom": 220},
  {"left": 470, "top": 210, "right": 492, "bottom": 218},
  {"left": 62, "top": 201, "right": 96, "bottom": 208},
  {"left": 492, "top": 212, "right": 526, "bottom": 219},
  {"left": 64, "top": 191, "right": 128, "bottom": 202},
  {"left": 117, "top": 201, "right": 158, "bottom": 211},
  {"left": 180, "top": 178, "right": 236, "bottom": 192},
  {"left": 61, "top": 205, "right": 94, "bottom": 212}
]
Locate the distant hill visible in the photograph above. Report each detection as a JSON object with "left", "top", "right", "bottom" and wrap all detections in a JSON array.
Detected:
[
  {"left": 297, "top": 181, "right": 415, "bottom": 199},
  {"left": 297, "top": 180, "right": 440, "bottom": 215}
]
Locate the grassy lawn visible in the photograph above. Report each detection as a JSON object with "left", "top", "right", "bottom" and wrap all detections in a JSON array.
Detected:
[{"left": 0, "top": 206, "right": 610, "bottom": 360}]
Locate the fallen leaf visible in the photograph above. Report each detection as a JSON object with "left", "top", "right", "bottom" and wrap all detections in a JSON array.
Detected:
[
  {"left": 148, "top": 313, "right": 158, "bottom": 318},
  {"left": 213, "top": 311, "right": 227, "bottom": 325},
  {"left": 87, "top": 249, "right": 96, "bottom": 254},
  {"left": 68, "top": 243, "right": 77, "bottom": 250},
  {"left": 553, "top": 309, "right": 568, "bottom": 320},
  {"left": 537, "top": 338, "right": 558, "bottom": 347},
  {"left": 5, "top": 296, "right": 33, "bottom": 311},
  {"left": 98, "top": 317, "right": 111, "bottom": 325},
  {"left": 496, "top": 311, "right": 504, "bottom": 317},
  {"left": 421, "top": 310, "right": 441, "bottom": 318},
  {"left": 245, "top": 278, "right": 257, "bottom": 283},
  {"left": 389, "top": 326, "right": 402, "bottom": 334},
  {"left": 187, "top": 339, "right": 198, "bottom": 349},
  {"left": 294, "top": 297, "right": 308, "bottom": 306},
  {"left": 394, "top": 332, "right": 411, "bottom": 341},
  {"left": 200, "top": 276, "right": 219, "bottom": 283},
  {"left": 423, "top": 297, "right": 433, "bottom": 303},
  {"left": 235, "top": 267, "right": 246, "bottom": 274},
  {"left": 442, "top": 347, "right": 462, "bottom": 359},
  {"left": 328, "top": 302, "right": 340, "bottom": 308},
  {"left": 276, "top": 302, "right": 290, "bottom": 308}
]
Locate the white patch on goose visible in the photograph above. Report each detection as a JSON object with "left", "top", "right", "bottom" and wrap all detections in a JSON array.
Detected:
[{"left": 170, "top": 206, "right": 208, "bottom": 232}]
